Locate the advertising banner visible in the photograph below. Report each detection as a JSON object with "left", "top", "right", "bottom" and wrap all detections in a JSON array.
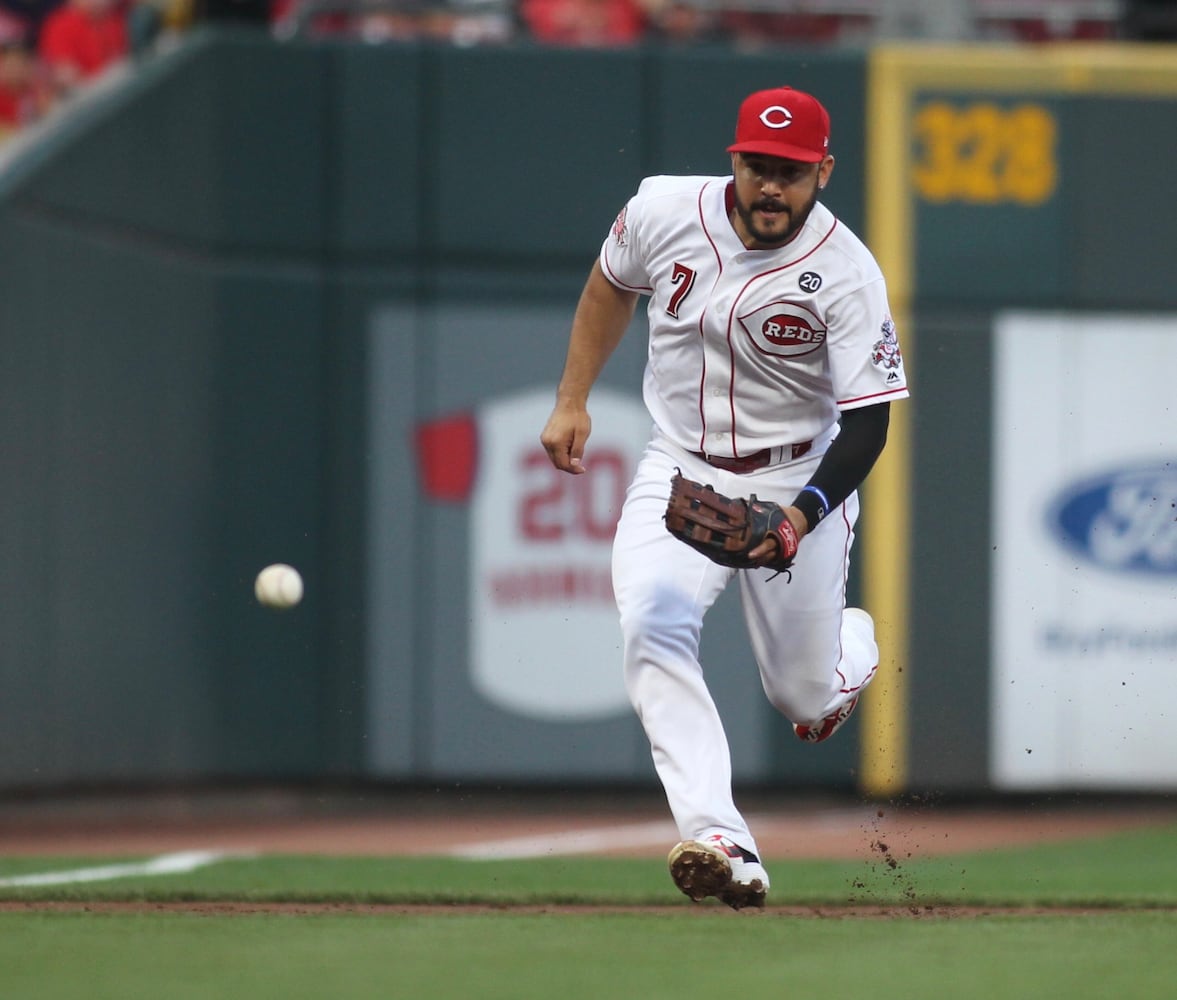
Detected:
[
  {"left": 992, "top": 313, "right": 1177, "bottom": 788},
  {"left": 465, "top": 387, "right": 649, "bottom": 721}
]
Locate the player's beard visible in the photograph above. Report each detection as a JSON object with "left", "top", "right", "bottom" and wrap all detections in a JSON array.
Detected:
[{"left": 733, "top": 182, "right": 820, "bottom": 249}]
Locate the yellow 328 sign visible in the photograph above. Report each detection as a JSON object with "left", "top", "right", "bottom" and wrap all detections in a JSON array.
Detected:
[{"left": 912, "top": 101, "right": 1057, "bottom": 206}]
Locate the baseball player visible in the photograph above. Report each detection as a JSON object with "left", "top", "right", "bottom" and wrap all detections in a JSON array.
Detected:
[{"left": 540, "top": 86, "right": 909, "bottom": 909}]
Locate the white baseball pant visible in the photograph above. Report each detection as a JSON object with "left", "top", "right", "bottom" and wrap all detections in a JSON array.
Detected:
[{"left": 611, "top": 427, "right": 878, "bottom": 858}]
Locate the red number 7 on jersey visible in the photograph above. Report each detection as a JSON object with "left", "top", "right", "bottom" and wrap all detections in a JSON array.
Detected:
[{"left": 667, "top": 263, "right": 697, "bottom": 318}]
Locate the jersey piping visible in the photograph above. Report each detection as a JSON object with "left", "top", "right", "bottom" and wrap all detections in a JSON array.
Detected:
[{"left": 707, "top": 208, "right": 840, "bottom": 457}]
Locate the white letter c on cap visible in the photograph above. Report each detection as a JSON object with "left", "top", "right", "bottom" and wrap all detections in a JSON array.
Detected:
[{"left": 758, "top": 106, "right": 793, "bottom": 129}]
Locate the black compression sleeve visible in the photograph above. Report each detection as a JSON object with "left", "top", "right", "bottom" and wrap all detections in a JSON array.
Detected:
[{"left": 791, "top": 402, "right": 891, "bottom": 532}]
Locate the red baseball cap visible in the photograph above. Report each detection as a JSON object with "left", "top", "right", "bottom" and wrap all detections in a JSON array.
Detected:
[{"left": 727, "top": 86, "right": 831, "bottom": 163}]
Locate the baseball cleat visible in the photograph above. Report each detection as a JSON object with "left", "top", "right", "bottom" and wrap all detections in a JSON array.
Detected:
[
  {"left": 668, "top": 834, "right": 769, "bottom": 910},
  {"left": 793, "top": 695, "right": 860, "bottom": 743},
  {"left": 794, "top": 608, "right": 877, "bottom": 744}
]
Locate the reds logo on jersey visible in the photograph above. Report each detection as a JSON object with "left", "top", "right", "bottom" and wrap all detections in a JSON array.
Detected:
[
  {"left": 612, "top": 206, "right": 628, "bottom": 247},
  {"left": 739, "top": 301, "right": 827, "bottom": 358},
  {"left": 871, "top": 317, "right": 903, "bottom": 371}
]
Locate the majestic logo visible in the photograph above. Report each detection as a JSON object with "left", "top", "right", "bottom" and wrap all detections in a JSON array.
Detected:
[
  {"left": 871, "top": 317, "right": 903, "bottom": 371},
  {"left": 1047, "top": 463, "right": 1177, "bottom": 576},
  {"left": 759, "top": 105, "right": 793, "bottom": 129},
  {"left": 739, "top": 301, "right": 826, "bottom": 358},
  {"left": 612, "top": 206, "right": 628, "bottom": 246}
]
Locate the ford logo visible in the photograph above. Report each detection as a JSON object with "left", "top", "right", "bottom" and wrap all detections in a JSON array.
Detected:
[{"left": 1047, "top": 463, "right": 1177, "bottom": 576}]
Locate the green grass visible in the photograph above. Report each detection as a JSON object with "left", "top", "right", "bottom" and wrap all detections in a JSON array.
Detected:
[
  {"left": 2, "top": 824, "right": 1177, "bottom": 999},
  {"left": 2, "top": 910, "right": 1175, "bottom": 1000}
]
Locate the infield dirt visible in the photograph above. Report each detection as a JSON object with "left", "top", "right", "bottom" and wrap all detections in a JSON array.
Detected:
[{"left": 1, "top": 786, "right": 1173, "bottom": 859}]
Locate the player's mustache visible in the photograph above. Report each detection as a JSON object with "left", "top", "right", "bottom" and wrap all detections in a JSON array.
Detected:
[{"left": 753, "top": 200, "right": 788, "bottom": 213}]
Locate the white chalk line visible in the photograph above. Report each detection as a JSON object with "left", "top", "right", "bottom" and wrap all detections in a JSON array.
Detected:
[
  {"left": 0, "top": 850, "right": 235, "bottom": 888},
  {"left": 451, "top": 820, "right": 680, "bottom": 860},
  {"left": 449, "top": 808, "right": 875, "bottom": 860}
]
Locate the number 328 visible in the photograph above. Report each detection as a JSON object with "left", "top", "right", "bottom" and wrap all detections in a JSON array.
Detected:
[{"left": 912, "top": 101, "right": 1057, "bottom": 206}]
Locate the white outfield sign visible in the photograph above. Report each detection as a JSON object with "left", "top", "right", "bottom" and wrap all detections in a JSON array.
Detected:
[
  {"left": 470, "top": 386, "right": 650, "bottom": 721},
  {"left": 992, "top": 313, "right": 1177, "bottom": 789}
]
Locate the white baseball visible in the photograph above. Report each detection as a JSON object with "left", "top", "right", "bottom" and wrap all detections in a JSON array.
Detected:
[{"left": 254, "top": 563, "right": 304, "bottom": 609}]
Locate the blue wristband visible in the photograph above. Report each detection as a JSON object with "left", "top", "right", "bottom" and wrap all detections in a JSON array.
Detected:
[{"left": 800, "top": 484, "right": 830, "bottom": 521}]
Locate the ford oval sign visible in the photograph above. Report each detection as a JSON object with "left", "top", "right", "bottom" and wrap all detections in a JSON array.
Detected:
[{"left": 1047, "top": 463, "right": 1177, "bottom": 576}]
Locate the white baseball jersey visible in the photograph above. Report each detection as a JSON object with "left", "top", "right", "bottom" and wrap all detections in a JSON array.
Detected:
[{"left": 600, "top": 175, "right": 909, "bottom": 458}]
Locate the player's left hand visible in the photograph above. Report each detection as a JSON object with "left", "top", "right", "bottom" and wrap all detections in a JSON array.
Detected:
[
  {"left": 747, "top": 506, "right": 808, "bottom": 562},
  {"left": 664, "top": 472, "right": 801, "bottom": 574}
]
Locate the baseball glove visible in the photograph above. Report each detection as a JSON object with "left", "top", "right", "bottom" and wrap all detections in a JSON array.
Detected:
[{"left": 664, "top": 471, "right": 799, "bottom": 574}]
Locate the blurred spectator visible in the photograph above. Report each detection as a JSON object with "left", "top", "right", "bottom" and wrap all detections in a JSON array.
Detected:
[
  {"left": 0, "top": 4, "right": 27, "bottom": 41},
  {"left": 354, "top": 3, "right": 513, "bottom": 45},
  {"left": 269, "top": 0, "right": 352, "bottom": 37},
  {"left": 1, "top": 33, "right": 53, "bottom": 137},
  {"left": 270, "top": 0, "right": 513, "bottom": 45},
  {"left": 37, "top": 0, "right": 128, "bottom": 97},
  {"left": 971, "top": 0, "right": 1119, "bottom": 42},
  {"left": 124, "top": 0, "right": 183, "bottom": 52},
  {"left": 640, "top": 0, "right": 719, "bottom": 44},
  {"left": 0, "top": 0, "right": 64, "bottom": 47},
  {"left": 352, "top": 6, "right": 421, "bottom": 40},
  {"left": 719, "top": 11, "right": 857, "bottom": 50},
  {"left": 519, "top": 0, "right": 646, "bottom": 46}
]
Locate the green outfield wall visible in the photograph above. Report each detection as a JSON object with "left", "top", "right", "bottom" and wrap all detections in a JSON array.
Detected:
[{"left": 2, "top": 31, "right": 1174, "bottom": 794}]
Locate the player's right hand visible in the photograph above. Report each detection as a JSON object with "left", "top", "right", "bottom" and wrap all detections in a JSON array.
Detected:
[{"left": 540, "top": 404, "right": 591, "bottom": 474}]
